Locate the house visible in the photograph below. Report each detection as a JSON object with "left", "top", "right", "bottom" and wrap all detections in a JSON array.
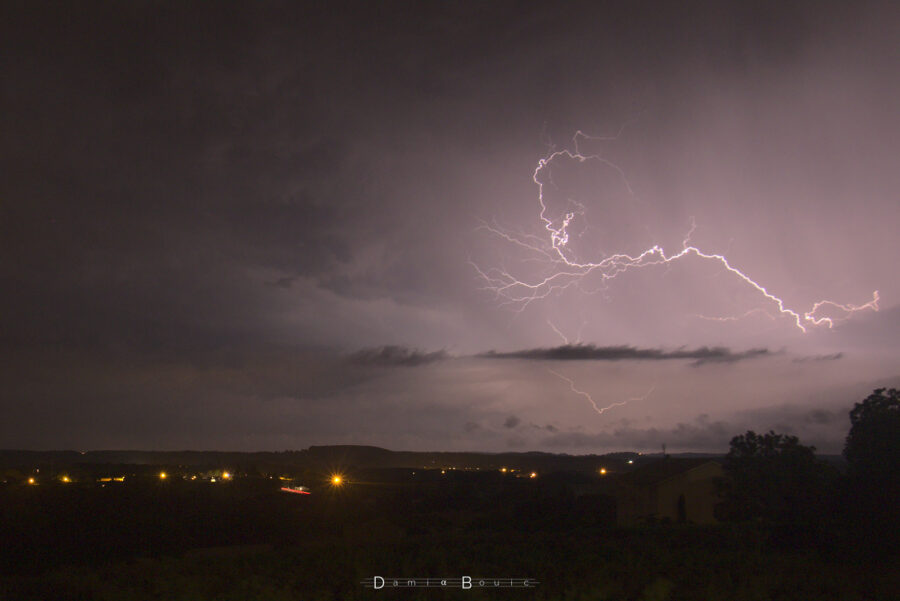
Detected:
[{"left": 614, "top": 458, "right": 724, "bottom": 525}]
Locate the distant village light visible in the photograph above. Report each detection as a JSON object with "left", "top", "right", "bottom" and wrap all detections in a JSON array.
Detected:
[
  {"left": 529, "top": 472, "right": 537, "bottom": 479},
  {"left": 159, "top": 472, "right": 167, "bottom": 480},
  {"left": 599, "top": 468, "right": 607, "bottom": 475}
]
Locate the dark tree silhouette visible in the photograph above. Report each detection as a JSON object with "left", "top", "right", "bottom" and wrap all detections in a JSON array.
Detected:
[
  {"left": 843, "top": 388, "right": 900, "bottom": 481},
  {"left": 841, "top": 388, "right": 900, "bottom": 553},
  {"left": 717, "top": 430, "right": 834, "bottom": 524}
]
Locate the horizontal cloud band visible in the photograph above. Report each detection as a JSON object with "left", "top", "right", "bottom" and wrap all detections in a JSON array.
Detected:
[{"left": 478, "top": 344, "right": 770, "bottom": 366}]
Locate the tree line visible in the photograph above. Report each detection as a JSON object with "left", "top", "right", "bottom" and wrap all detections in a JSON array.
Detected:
[{"left": 717, "top": 388, "right": 899, "bottom": 554}]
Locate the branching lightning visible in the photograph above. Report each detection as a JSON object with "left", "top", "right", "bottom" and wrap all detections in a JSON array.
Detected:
[
  {"left": 471, "top": 130, "right": 880, "bottom": 332},
  {"left": 547, "top": 317, "right": 590, "bottom": 346},
  {"left": 548, "top": 369, "right": 655, "bottom": 416}
]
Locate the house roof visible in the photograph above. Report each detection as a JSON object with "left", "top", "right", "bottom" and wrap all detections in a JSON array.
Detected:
[{"left": 617, "top": 457, "right": 721, "bottom": 486}]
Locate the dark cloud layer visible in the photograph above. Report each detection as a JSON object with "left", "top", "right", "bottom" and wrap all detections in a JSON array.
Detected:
[
  {"left": 792, "top": 353, "right": 843, "bottom": 363},
  {"left": 503, "top": 416, "right": 521, "bottom": 429},
  {"left": 350, "top": 346, "right": 448, "bottom": 367},
  {"left": 479, "top": 345, "right": 770, "bottom": 366}
]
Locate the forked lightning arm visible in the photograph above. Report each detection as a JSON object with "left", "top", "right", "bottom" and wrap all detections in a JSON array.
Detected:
[
  {"left": 548, "top": 369, "right": 655, "bottom": 415},
  {"left": 472, "top": 131, "right": 879, "bottom": 332}
]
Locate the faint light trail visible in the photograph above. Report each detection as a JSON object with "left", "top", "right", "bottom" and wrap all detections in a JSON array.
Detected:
[
  {"left": 693, "top": 308, "right": 777, "bottom": 323},
  {"left": 472, "top": 131, "right": 880, "bottom": 332},
  {"left": 546, "top": 320, "right": 570, "bottom": 344},
  {"left": 548, "top": 369, "right": 655, "bottom": 416}
]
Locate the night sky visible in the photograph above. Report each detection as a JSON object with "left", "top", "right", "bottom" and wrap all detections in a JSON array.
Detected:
[{"left": 2, "top": 1, "right": 898, "bottom": 453}]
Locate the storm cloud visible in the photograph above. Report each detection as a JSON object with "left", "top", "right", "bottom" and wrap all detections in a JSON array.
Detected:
[
  {"left": 350, "top": 346, "right": 449, "bottom": 367},
  {"left": 1, "top": 1, "right": 898, "bottom": 452},
  {"left": 479, "top": 345, "right": 770, "bottom": 366}
]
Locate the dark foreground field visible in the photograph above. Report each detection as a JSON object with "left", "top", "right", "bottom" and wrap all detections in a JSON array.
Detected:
[{"left": 1, "top": 469, "right": 898, "bottom": 601}]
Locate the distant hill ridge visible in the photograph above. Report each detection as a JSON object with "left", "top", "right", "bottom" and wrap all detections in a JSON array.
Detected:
[
  {"left": 0, "top": 446, "right": 843, "bottom": 473},
  {"left": 0, "top": 446, "right": 637, "bottom": 471}
]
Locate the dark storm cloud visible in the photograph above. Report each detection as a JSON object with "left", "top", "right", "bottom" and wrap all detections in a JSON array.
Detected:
[
  {"left": 0, "top": 2, "right": 483, "bottom": 355},
  {"left": 529, "top": 423, "right": 558, "bottom": 433},
  {"left": 350, "top": 346, "right": 448, "bottom": 367},
  {"left": 792, "top": 353, "right": 843, "bottom": 363},
  {"left": 478, "top": 344, "right": 770, "bottom": 366},
  {"left": 804, "top": 409, "right": 836, "bottom": 425},
  {"left": 503, "top": 415, "right": 521, "bottom": 429}
]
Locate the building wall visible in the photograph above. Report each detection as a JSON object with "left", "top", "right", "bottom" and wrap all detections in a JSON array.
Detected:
[
  {"left": 654, "top": 462, "right": 723, "bottom": 524},
  {"left": 615, "top": 462, "right": 724, "bottom": 525}
]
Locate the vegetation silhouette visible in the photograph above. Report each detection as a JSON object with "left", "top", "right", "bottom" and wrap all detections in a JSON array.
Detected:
[
  {"left": 844, "top": 387, "right": 900, "bottom": 480},
  {"left": 717, "top": 430, "right": 837, "bottom": 524},
  {"left": 840, "top": 387, "right": 900, "bottom": 555}
]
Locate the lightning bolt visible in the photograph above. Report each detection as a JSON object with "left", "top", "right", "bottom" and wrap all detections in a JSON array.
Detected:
[
  {"left": 548, "top": 369, "right": 655, "bottom": 416},
  {"left": 804, "top": 292, "right": 880, "bottom": 328},
  {"left": 472, "top": 131, "right": 880, "bottom": 332},
  {"left": 546, "top": 320, "right": 570, "bottom": 344}
]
